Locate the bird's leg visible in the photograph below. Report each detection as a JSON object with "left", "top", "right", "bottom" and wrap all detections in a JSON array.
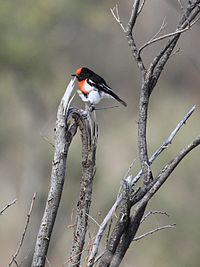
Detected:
[
  {"left": 82, "top": 103, "right": 95, "bottom": 118},
  {"left": 89, "top": 104, "right": 95, "bottom": 112}
]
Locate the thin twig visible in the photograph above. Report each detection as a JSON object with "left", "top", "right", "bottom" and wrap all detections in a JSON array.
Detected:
[
  {"left": 124, "top": 159, "right": 136, "bottom": 179},
  {"left": 143, "top": 16, "right": 167, "bottom": 47},
  {"left": 9, "top": 192, "right": 36, "bottom": 266},
  {"left": 131, "top": 105, "right": 196, "bottom": 185},
  {"left": 110, "top": 5, "right": 125, "bottom": 32},
  {"left": 165, "top": 106, "right": 195, "bottom": 143},
  {"left": 11, "top": 256, "right": 19, "bottom": 267},
  {"left": 86, "top": 213, "right": 100, "bottom": 227},
  {"left": 87, "top": 105, "right": 196, "bottom": 265},
  {"left": 177, "top": 0, "right": 184, "bottom": 10},
  {"left": 133, "top": 223, "right": 176, "bottom": 241},
  {"left": 93, "top": 251, "right": 105, "bottom": 265},
  {"left": 150, "top": 16, "right": 167, "bottom": 39},
  {"left": 170, "top": 47, "right": 181, "bottom": 58},
  {"left": 0, "top": 198, "right": 17, "bottom": 215},
  {"left": 137, "top": 0, "right": 146, "bottom": 16},
  {"left": 149, "top": 3, "right": 200, "bottom": 76},
  {"left": 45, "top": 256, "right": 52, "bottom": 266},
  {"left": 141, "top": 210, "right": 169, "bottom": 224},
  {"left": 138, "top": 17, "right": 200, "bottom": 57},
  {"left": 136, "top": 135, "right": 200, "bottom": 211}
]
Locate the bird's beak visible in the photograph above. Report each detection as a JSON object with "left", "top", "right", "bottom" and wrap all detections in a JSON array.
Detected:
[{"left": 71, "top": 74, "right": 76, "bottom": 77}]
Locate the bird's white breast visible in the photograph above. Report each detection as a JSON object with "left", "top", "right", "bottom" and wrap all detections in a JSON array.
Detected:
[{"left": 88, "top": 90, "right": 101, "bottom": 104}]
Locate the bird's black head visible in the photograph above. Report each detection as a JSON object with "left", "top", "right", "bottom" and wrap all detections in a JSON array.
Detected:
[{"left": 72, "top": 67, "right": 94, "bottom": 81}]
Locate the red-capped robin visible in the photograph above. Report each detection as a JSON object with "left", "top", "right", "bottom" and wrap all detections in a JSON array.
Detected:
[{"left": 72, "top": 67, "right": 127, "bottom": 107}]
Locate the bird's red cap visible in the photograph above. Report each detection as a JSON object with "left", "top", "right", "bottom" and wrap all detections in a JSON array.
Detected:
[{"left": 75, "top": 67, "right": 83, "bottom": 76}]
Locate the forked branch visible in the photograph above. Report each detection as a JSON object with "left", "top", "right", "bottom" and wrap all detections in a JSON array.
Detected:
[
  {"left": 68, "top": 108, "right": 98, "bottom": 267},
  {"left": 97, "top": 1, "right": 200, "bottom": 266},
  {"left": 87, "top": 105, "right": 196, "bottom": 266},
  {"left": 31, "top": 80, "right": 98, "bottom": 267},
  {"left": 133, "top": 223, "right": 176, "bottom": 241},
  {"left": 31, "top": 79, "right": 77, "bottom": 267}
]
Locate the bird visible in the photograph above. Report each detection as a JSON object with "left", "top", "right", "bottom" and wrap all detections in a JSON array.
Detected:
[{"left": 72, "top": 67, "right": 127, "bottom": 107}]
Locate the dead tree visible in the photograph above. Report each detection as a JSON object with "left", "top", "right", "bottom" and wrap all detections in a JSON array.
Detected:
[
  {"left": 31, "top": 79, "right": 98, "bottom": 267},
  {"left": 31, "top": 1, "right": 200, "bottom": 267}
]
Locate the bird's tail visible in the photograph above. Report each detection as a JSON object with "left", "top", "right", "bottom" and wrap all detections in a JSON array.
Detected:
[
  {"left": 96, "top": 82, "right": 127, "bottom": 107},
  {"left": 106, "top": 89, "right": 127, "bottom": 107},
  {"left": 116, "top": 97, "right": 127, "bottom": 107}
]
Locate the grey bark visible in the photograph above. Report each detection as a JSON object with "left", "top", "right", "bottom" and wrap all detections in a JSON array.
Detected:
[
  {"left": 31, "top": 98, "right": 78, "bottom": 267},
  {"left": 98, "top": 1, "right": 200, "bottom": 266},
  {"left": 31, "top": 79, "right": 97, "bottom": 267},
  {"left": 69, "top": 110, "right": 98, "bottom": 267}
]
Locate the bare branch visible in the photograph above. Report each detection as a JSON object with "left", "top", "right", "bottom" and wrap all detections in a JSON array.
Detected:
[
  {"left": 95, "top": 2, "right": 200, "bottom": 266},
  {"left": 136, "top": 135, "right": 200, "bottom": 211},
  {"left": 11, "top": 256, "right": 18, "bottom": 267},
  {"left": 137, "top": 0, "right": 146, "bottom": 16},
  {"left": 110, "top": 5, "right": 125, "bottom": 32},
  {"left": 151, "top": 16, "right": 168, "bottom": 38},
  {"left": 31, "top": 79, "right": 77, "bottom": 267},
  {"left": 166, "top": 105, "right": 196, "bottom": 143},
  {"left": 87, "top": 195, "right": 122, "bottom": 266},
  {"left": 170, "top": 47, "right": 181, "bottom": 58},
  {"left": 0, "top": 198, "right": 17, "bottom": 215},
  {"left": 124, "top": 160, "right": 136, "bottom": 179},
  {"left": 110, "top": 1, "right": 147, "bottom": 74},
  {"left": 149, "top": 2, "right": 200, "bottom": 78},
  {"left": 141, "top": 210, "right": 170, "bottom": 224},
  {"left": 93, "top": 251, "right": 105, "bottom": 265},
  {"left": 88, "top": 104, "right": 196, "bottom": 265},
  {"left": 123, "top": 0, "right": 146, "bottom": 74},
  {"left": 9, "top": 192, "right": 36, "bottom": 267},
  {"left": 98, "top": 185, "right": 133, "bottom": 267},
  {"left": 137, "top": 3, "right": 200, "bottom": 185},
  {"left": 105, "top": 205, "right": 147, "bottom": 267},
  {"left": 133, "top": 223, "right": 176, "bottom": 241},
  {"left": 86, "top": 213, "right": 100, "bottom": 227},
  {"left": 69, "top": 109, "right": 98, "bottom": 267},
  {"left": 138, "top": 17, "right": 200, "bottom": 57},
  {"left": 126, "top": 0, "right": 141, "bottom": 33},
  {"left": 131, "top": 134, "right": 200, "bottom": 210},
  {"left": 45, "top": 256, "right": 52, "bottom": 267},
  {"left": 131, "top": 105, "right": 196, "bottom": 185},
  {"left": 177, "top": 0, "right": 184, "bottom": 10}
]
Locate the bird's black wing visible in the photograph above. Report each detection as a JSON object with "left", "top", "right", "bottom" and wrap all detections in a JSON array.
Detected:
[{"left": 88, "top": 74, "right": 127, "bottom": 107}]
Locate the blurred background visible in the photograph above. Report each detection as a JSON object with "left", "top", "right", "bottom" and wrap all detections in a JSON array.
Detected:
[{"left": 0, "top": 0, "right": 200, "bottom": 266}]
